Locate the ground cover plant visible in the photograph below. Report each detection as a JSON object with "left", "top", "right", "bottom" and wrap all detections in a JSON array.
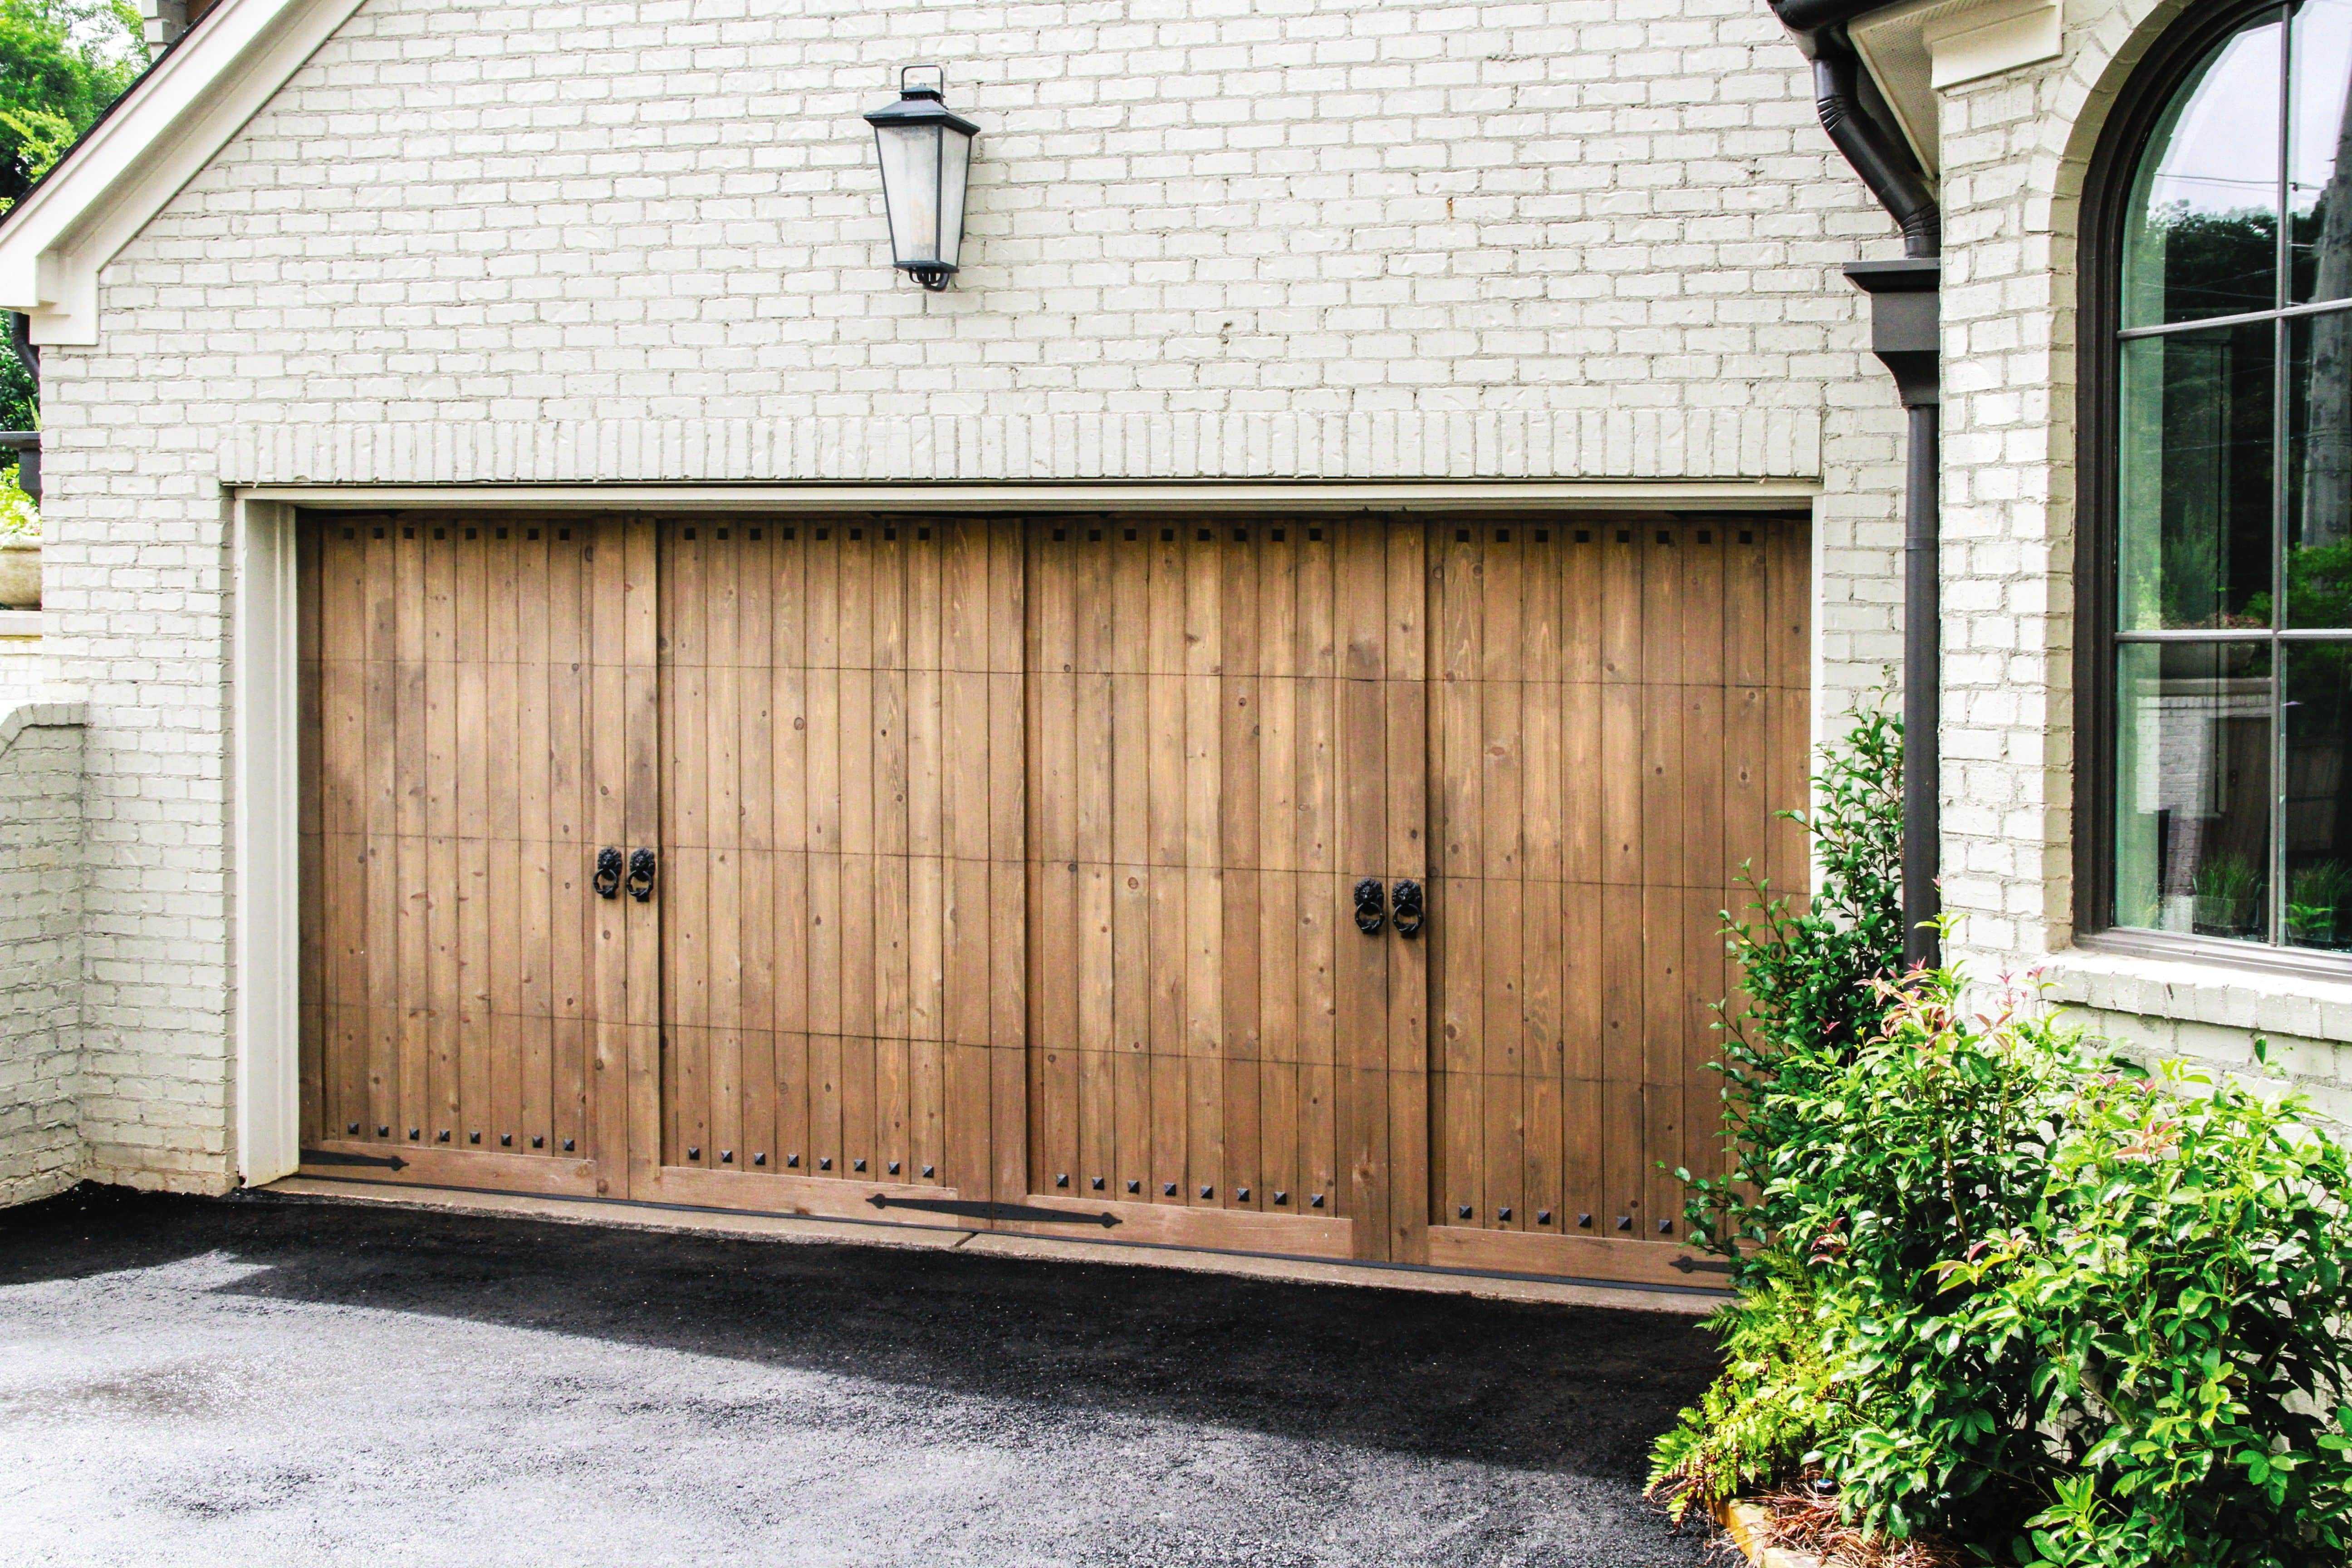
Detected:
[{"left": 1651, "top": 709, "right": 2352, "bottom": 1567}]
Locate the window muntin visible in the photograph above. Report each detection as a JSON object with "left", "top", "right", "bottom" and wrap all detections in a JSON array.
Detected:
[{"left": 2109, "top": 1, "right": 2352, "bottom": 955}]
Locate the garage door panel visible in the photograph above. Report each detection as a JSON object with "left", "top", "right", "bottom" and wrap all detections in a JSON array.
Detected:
[
  {"left": 1428, "top": 515, "right": 1809, "bottom": 1263},
  {"left": 300, "top": 515, "right": 648, "bottom": 1190},
  {"left": 1024, "top": 519, "right": 1416, "bottom": 1252},
  {"left": 651, "top": 518, "right": 1015, "bottom": 1210}
]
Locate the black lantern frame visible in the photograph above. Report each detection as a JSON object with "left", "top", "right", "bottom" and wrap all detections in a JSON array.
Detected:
[{"left": 864, "top": 66, "right": 979, "bottom": 291}]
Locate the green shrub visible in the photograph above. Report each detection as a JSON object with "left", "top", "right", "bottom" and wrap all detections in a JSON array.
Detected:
[
  {"left": 1942, "top": 1052, "right": 2352, "bottom": 1567},
  {"left": 1681, "top": 702, "right": 1905, "bottom": 1285},
  {"left": 1771, "top": 974, "right": 2352, "bottom": 1565},
  {"left": 1655, "top": 703, "right": 2352, "bottom": 1565},
  {"left": 1646, "top": 1256, "right": 1868, "bottom": 1525},
  {"left": 1773, "top": 971, "right": 2083, "bottom": 1541}
]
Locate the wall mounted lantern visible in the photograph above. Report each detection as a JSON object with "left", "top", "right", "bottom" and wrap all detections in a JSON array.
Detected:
[{"left": 865, "top": 66, "right": 978, "bottom": 291}]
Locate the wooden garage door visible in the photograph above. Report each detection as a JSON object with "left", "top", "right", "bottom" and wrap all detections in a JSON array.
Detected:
[
  {"left": 298, "top": 510, "right": 1808, "bottom": 1287},
  {"left": 1422, "top": 517, "right": 1811, "bottom": 1285},
  {"left": 1020, "top": 518, "right": 1427, "bottom": 1262},
  {"left": 298, "top": 515, "right": 658, "bottom": 1195}
]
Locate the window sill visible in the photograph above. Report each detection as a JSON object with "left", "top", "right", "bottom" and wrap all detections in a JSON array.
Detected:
[
  {"left": 2046, "top": 934, "right": 2352, "bottom": 1047},
  {"left": 0, "top": 611, "right": 39, "bottom": 637}
]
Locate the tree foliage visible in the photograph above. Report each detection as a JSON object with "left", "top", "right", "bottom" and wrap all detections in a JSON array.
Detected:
[{"left": 0, "top": 0, "right": 145, "bottom": 427}]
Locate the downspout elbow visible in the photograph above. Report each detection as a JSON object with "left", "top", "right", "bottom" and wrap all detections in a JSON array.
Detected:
[{"left": 1810, "top": 38, "right": 1941, "bottom": 258}]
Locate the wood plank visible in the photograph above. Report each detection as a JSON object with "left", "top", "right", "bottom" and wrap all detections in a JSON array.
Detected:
[
  {"left": 1220, "top": 524, "right": 1261, "bottom": 1210},
  {"left": 1334, "top": 518, "right": 1389, "bottom": 1257}
]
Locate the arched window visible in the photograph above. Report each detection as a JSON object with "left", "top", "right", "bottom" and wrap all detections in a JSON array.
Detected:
[{"left": 2085, "top": 0, "right": 2352, "bottom": 963}]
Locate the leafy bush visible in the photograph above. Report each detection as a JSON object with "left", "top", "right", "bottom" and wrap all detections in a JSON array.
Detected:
[
  {"left": 1655, "top": 706, "right": 2352, "bottom": 1566},
  {"left": 1774, "top": 972, "right": 2086, "bottom": 1543},
  {"left": 1943, "top": 1052, "right": 2352, "bottom": 1567},
  {"left": 1645, "top": 1258, "right": 1867, "bottom": 1525},
  {"left": 1680, "top": 701, "right": 1905, "bottom": 1284}
]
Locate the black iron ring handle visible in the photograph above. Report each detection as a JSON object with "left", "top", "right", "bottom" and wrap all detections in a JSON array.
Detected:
[
  {"left": 593, "top": 847, "right": 622, "bottom": 899},
  {"left": 1353, "top": 877, "right": 1385, "bottom": 936},
  {"left": 626, "top": 848, "right": 657, "bottom": 902},
  {"left": 1392, "top": 879, "right": 1425, "bottom": 939}
]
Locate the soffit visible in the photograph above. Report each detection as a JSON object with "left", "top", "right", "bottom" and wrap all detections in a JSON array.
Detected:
[{"left": 1850, "top": 0, "right": 2066, "bottom": 178}]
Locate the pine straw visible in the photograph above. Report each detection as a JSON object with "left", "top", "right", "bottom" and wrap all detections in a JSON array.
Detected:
[{"left": 1738, "top": 1485, "right": 1964, "bottom": 1568}]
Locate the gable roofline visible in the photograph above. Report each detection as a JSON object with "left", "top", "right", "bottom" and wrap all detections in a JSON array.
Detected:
[{"left": 0, "top": 0, "right": 367, "bottom": 346}]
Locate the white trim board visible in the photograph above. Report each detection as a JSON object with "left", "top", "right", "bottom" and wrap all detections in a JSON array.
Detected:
[
  {"left": 233, "top": 495, "right": 300, "bottom": 1186},
  {"left": 237, "top": 479, "right": 1824, "bottom": 513},
  {"left": 0, "top": 0, "right": 365, "bottom": 344}
]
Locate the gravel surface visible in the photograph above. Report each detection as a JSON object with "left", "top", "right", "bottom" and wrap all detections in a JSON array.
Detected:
[{"left": 0, "top": 1186, "right": 1722, "bottom": 1567}]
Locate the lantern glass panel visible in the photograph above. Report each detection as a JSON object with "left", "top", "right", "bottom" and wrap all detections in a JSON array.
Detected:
[
  {"left": 937, "top": 125, "right": 971, "bottom": 270},
  {"left": 875, "top": 121, "right": 944, "bottom": 267}
]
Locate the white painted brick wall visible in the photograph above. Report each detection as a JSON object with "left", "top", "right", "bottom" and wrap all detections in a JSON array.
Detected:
[
  {"left": 0, "top": 703, "right": 85, "bottom": 1206},
  {"left": 41, "top": 0, "right": 1918, "bottom": 1187}
]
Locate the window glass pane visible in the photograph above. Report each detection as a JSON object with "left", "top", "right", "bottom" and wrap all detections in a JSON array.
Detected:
[
  {"left": 2123, "top": 11, "right": 2283, "bottom": 327},
  {"left": 2119, "top": 323, "right": 2278, "bottom": 631},
  {"left": 2288, "top": 311, "right": 2352, "bottom": 625},
  {"left": 2292, "top": 0, "right": 2352, "bottom": 304},
  {"left": 2115, "top": 641, "right": 2274, "bottom": 940},
  {"left": 2285, "top": 642, "right": 2352, "bottom": 949}
]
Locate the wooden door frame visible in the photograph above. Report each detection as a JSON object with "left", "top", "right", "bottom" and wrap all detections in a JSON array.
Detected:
[{"left": 237, "top": 480, "right": 1819, "bottom": 1283}]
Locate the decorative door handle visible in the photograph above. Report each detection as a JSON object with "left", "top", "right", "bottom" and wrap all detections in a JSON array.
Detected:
[
  {"left": 1353, "top": 877, "right": 1386, "bottom": 936},
  {"left": 593, "top": 847, "right": 622, "bottom": 899},
  {"left": 626, "top": 848, "right": 657, "bottom": 902},
  {"left": 1392, "top": 879, "right": 1425, "bottom": 939}
]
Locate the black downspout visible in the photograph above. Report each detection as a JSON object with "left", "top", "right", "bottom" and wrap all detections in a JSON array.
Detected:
[{"left": 1767, "top": 0, "right": 1944, "bottom": 970}]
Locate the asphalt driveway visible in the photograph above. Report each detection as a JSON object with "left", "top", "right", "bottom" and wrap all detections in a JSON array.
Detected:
[{"left": 0, "top": 1186, "right": 1721, "bottom": 1567}]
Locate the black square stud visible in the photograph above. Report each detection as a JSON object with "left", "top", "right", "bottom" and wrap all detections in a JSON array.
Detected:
[
  {"left": 1235, "top": 1187, "right": 1250, "bottom": 1202},
  {"left": 819, "top": 1156, "right": 832, "bottom": 1170},
  {"left": 889, "top": 1161, "right": 901, "bottom": 1176},
  {"left": 687, "top": 1146, "right": 701, "bottom": 1160},
  {"left": 532, "top": 1135, "right": 544, "bottom": 1149},
  {"left": 1127, "top": 1180, "right": 1141, "bottom": 1194},
  {"left": 1616, "top": 1215, "right": 1632, "bottom": 1231},
  {"left": 1310, "top": 1193, "right": 1325, "bottom": 1209},
  {"left": 1163, "top": 1182, "right": 1177, "bottom": 1197},
  {"left": 500, "top": 1133, "right": 512, "bottom": 1147},
  {"left": 789, "top": 1154, "right": 800, "bottom": 1168},
  {"left": 1658, "top": 1218, "right": 1673, "bottom": 1235},
  {"left": 1056, "top": 1173, "right": 1069, "bottom": 1188},
  {"left": 1578, "top": 1213, "right": 1592, "bottom": 1228},
  {"left": 1457, "top": 1204, "right": 1472, "bottom": 1219},
  {"left": 438, "top": 1130, "right": 451, "bottom": 1142},
  {"left": 377, "top": 1126, "right": 390, "bottom": 1138},
  {"left": 347, "top": 1122, "right": 360, "bottom": 1135},
  {"left": 563, "top": 1138, "right": 575, "bottom": 1152},
  {"left": 408, "top": 1128, "right": 421, "bottom": 1141},
  {"left": 1272, "top": 1191, "right": 1288, "bottom": 1205},
  {"left": 469, "top": 1131, "right": 481, "bottom": 1144},
  {"left": 1199, "top": 1185, "right": 1213, "bottom": 1200},
  {"left": 853, "top": 1158, "right": 866, "bottom": 1172},
  {"left": 921, "top": 1164, "right": 934, "bottom": 1179},
  {"left": 754, "top": 1152, "right": 767, "bottom": 1166},
  {"left": 721, "top": 1150, "right": 734, "bottom": 1163},
  {"left": 1497, "top": 1206, "right": 1512, "bottom": 1222},
  {"left": 1091, "top": 1176, "right": 1104, "bottom": 1191},
  {"left": 1537, "top": 1210, "right": 1553, "bottom": 1225}
]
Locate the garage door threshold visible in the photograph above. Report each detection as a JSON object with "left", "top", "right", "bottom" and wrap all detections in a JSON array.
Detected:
[{"left": 264, "top": 1175, "right": 1725, "bottom": 1315}]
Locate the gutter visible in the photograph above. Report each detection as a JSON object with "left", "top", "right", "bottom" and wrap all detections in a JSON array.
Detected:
[{"left": 1768, "top": 0, "right": 1944, "bottom": 971}]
